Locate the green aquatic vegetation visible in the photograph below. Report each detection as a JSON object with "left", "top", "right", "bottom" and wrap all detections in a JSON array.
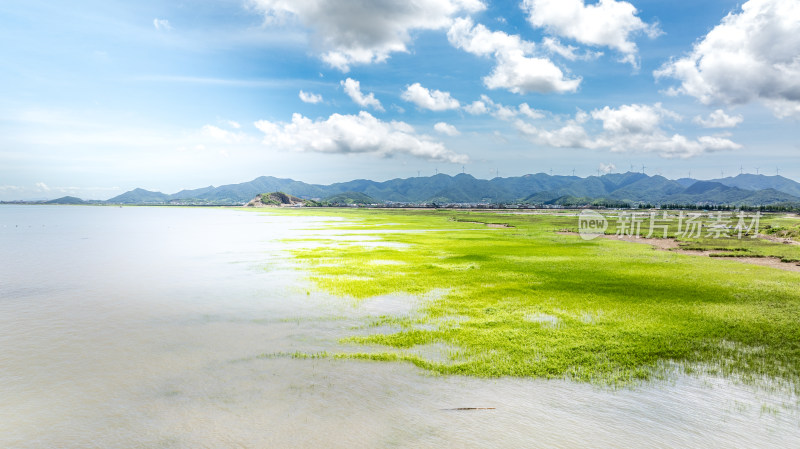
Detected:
[
  {"left": 592, "top": 211, "right": 800, "bottom": 262},
  {"left": 264, "top": 209, "right": 800, "bottom": 387}
]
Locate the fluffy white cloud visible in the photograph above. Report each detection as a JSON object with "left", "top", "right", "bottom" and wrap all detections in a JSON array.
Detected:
[
  {"left": 298, "top": 90, "right": 323, "bottom": 104},
  {"left": 254, "top": 111, "right": 468, "bottom": 163},
  {"left": 515, "top": 118, "right": 594, "bottom": 149},
  {"left": 340, "top": 78, "right": 383, "bottom": 111},
  {"left": 465, "top": 95, "right": 545, "bottom": 120},
  {"left": 693, "top": 109, "right": 743, "bottom": 128},
  {"left": 515, "top": 104, "right": 741, "bottom": 158},
  {"left": 590, "top": 103, "right": 672, "bottom": 134},
  {"left": 464, "top": 100, "right": 488, "bottom": 115},
  {"left": 542, "top": 37, "right": 602, "bottom": 61},
  {"left": 434, "top": 122, "right": 460, "bottom": 136},
  {"left": 153, "top": 18, "right": 172, "bottom": 31},
  {"left": 401, "top": 83, "right": 460, "bottom": 111},
  {"left": 518, "top": 103, "right": 545, "bottom": 120},
  {"left": 35, "top": 182, "right": 50, "bottom": 191},
  {"left": 447, "top": 17, "right": 580, "bottom": 94},
  {"left": 655, "top": 0, "right": 800, "bottom": 117},
  {"left": 522, "top": 0, "right": 660, "bottom": 67},
  {"left": 249, "top": 0, "right": 485, "bottom": 71}
]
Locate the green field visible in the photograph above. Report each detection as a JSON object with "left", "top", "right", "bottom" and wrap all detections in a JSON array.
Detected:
[{"left": 262, "top": 208, "right": 800, "bottom": 388}]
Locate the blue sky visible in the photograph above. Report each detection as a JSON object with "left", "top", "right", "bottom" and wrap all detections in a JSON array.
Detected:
[{"left": 1, "top": 0, "right": 798, "bottom": 200}]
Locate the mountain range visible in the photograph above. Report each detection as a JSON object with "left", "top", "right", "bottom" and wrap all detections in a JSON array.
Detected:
[{"left": 102, "top": 172, "right": 800, "bottom": 207}]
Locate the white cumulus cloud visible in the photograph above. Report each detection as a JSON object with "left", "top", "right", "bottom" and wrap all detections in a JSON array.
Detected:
[
  {"left": 590, "top": 103, "right": 674, "bottom": 134},
  {"left": 447, "top": 17, "right": 580, "bottom": 94},
  {"left": 254, "top": 111, "right": 468, "bottom": 163},
  {"left": 464, "top": 100, "right": 489, "bottom": 115},
  {"left": 655, "top": 0, "right": 800, "bottom": 118},
  {"left": 518, "top": 103, "right": 545, "bottom": 120},
  {"left": 434, "top": 122, "right": 460, "bottom": 136},
  {"left": 153, "top": 18, "right": 172, "bottom": 31},
  {"left": 515, "top": 103, "right": 741, "bottom": 158},
  {"left": 693, "top": 109, "right": 744, "bottom": 128},
  {"left": 542, "top": 37, "right": 603, "bottom": 61},
  {"left": 464, "top": 95, "right": 545, "bottom": 120},
  {"left": 401, "top": 83, "right": 460, "bottom": 111},
  {"left": 249, "top": 0, "right": 485, "bottom": 71},
  {"left": 515, "top": 118, "right": 594, "bottom": 149},
  {"left": 522, "top": 0, "right": 660, "bottom": 68},
  {"left": 298, "top": 90, "right": 323, "bottom": 104},
  {"left": 340, "top": 78, "right": 383, "bottom": 111}
]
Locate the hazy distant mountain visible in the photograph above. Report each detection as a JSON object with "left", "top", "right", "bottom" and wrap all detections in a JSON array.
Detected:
[
  {"left": 44, "top": 196, "right": 86, "bottom": 205},
  {"left": 709, "top": 174, "right": 800, "bottom": 197},
  {"left": 663, "top": 181, "right": 797, "bottom": 205},
  {"left": 107, "top": 188, "right": 170, "bottom": 204},
  {"left": 105, "top": 172, "right": 800, "bottom": 206},
  {"left": 169, "top": 185, "right": 216, "bottom": 200}
]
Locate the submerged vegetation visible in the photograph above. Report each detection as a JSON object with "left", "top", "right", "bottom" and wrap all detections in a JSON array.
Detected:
[{"left": 262, "top": 208, "right": 800, "bottom": 387}]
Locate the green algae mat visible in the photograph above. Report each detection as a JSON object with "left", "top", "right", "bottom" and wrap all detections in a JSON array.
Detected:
[{"left": 263, "top": 209, "right": 800, "bottom": 388}]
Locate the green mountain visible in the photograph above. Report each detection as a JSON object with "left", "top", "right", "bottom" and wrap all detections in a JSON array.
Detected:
[
  {"left": 323, "top": 191, "right": 380, "bottom": 205},
  {"left": 107, "top": 172, "right": 800, "bottom": 206}
]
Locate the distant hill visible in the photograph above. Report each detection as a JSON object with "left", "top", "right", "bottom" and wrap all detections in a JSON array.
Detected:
[
  {"left": 323, "top": 191, "right": 380, "bottom": 205},
  {"left": 45, "top": 196, "right": 86, "bottom": 205},
  {"left": 106, "top": 172, "right": 800, "bottom": 207},
  {"left": 107, "top": 188, "right": 170, "bottom": 204},
  {"left": 246, "top": 192, "right": 320, "bottom": 207},
  {"left": 709, "top": 174, "right": 800, "bottom": 197}
]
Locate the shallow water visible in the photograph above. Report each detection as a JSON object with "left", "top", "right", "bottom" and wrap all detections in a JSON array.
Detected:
[{"left": 1, "top": 205, "right": 798, "bottom": 448}]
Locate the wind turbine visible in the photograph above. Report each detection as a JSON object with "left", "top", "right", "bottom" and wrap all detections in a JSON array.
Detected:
[
  {"left": 740, "top": 165, "right": 744, "bottom": 175},
  {"left": 572, "top": 168, "right": 576, "bottom": 177},
  {"left": 462, "top": 165, "right": 465, "bottom": 174},
  {"left": 721, "top": 169, "right": 725, "bottom": 178},
  {"left": 755, "top": 167, "right": 760, "bottom": 175},
  {"left": 597, "top": 168, "right": 601, "bottom": 176},
  {"left": 435, "top": 168, "right": 438, "bottom": 175},
  {"left": 641, "top": 164, "right": 646, "bottom": 174},
  {"left": 688, "top": 170, "right": 692, "bottom": 178},
  {"left": 630, "top": 163, "right": 635, "bottom": 172},
  {"left": 776, "top": 167, "right": 781, "bottom": 176},
  {"left": 549, "top": 168, "right": 553, "bottom": 176}
]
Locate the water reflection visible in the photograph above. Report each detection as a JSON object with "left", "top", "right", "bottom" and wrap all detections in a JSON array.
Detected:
[{"left": 0, "top": 205, "right": 798, "bottom": 448}]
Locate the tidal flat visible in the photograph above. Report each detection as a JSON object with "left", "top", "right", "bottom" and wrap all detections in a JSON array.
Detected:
[
  {"left": 278, "top": 208, "right": 800, "bottom": 389},
  {"left": 2, "top": 205, "right": 799, "bottom": 448}
]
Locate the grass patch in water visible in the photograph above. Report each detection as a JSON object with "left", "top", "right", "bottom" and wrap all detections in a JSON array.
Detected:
[{"left": 265, "top": 209, "right": 800, "bottom": 387}]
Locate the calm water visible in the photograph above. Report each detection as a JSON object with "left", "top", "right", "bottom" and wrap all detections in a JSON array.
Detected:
[{"left": 1, "top": 205, "right": 798, "bottom": 448}]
